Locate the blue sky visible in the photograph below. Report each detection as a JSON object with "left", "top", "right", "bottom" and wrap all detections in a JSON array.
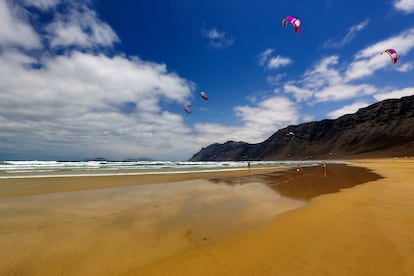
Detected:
[{"left": 0, "top": 0, "right": 414, "bottom": 160}]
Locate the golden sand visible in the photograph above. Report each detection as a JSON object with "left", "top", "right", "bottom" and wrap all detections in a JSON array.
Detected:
[
  {"left": 1, "top": 160, "right": 413, "bottom": 275},
  {"left": 128, "top": 159, "right": 414, "bottom": 275},
  {"left": 1, "top": 167, "right": 299, "bottom": 275}
]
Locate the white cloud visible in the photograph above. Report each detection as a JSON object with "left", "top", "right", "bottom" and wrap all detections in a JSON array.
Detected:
[
  {"left": 0, "top": 0, "right": 41, "bottom": 49},
  {"left": 202, "top": 28, "right": 234, "bottom": 49},
  {"left": 281, "top": 28, "right": 414, "bottom": 107},
  {"left": 0, "top": 50, "right": 195, "bottom": 160},
  {"left": 394, "top": 0, "right": 414, "bottom": 13},
  {"left": 46, "top": 3, "right": 119, "bottom": 49},
  {"left": 315, "top": 84, "right": 376, "bottom": 102},
  {"left": 267, "top": 73, "right": 286, "bottom": 86},
  {"left": 282, "top": 55, "right": 377, "bottom": 103},
  {"left": 324, "top": 19, "right": 369, "bottom": 48},
  {"left": 374, "top": 87, "right": 414, "bottom": 101},
  {"left": 1, "top": 0, "right": 296, "bottom": 161},
  {"left": 0, "top": 1, "right": 200, "bottom": 160},
  {"left": 234, "top": 97, "right": 299, "bottom": 129},
  {"left": 396, "top": 62, "right": 413, "bottom": 72},
  {"left": 258, "top": 49, "right": 292, "bottom": 71},
  {"left": 284, "top": 84, "right": 313, "bottom": 102},
  {"left": 327, "top": 101, "right": 369, "bottom": 119},
  {"left": 267, "top": 55, "right": 292, "bottom": 70},
  {"left": 301, "top": 55, "right": 341, "bottom": 90},
  {"left": 258, "top": 48, "right": 274, "bottom": 65},
  {"left": 194, "top": 97, "right": 299, "bottom": 145},
  {"left": 345, "top": 28, "right": 414, "bottom": 81},
  {"left": 22, "top": 0, "right": 60, "bottom": 10}
]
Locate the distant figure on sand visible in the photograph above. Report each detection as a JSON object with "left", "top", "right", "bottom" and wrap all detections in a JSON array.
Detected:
[
  {"left": 247, "top": 162, "right": 251, "bottom": 169},
  {"left": 322, "top": 163, "right": 327, "bottom": 177},
  {"left": 296, "top": 165, "right": 303, "bottom": 176}
]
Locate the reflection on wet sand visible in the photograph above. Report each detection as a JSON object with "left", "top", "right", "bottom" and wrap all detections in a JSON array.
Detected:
[
  {"left": 0, "top": 178, "right": 305, "bottom": 275},
  {"left": 209, "top": 164, "right": 383, "bottom": 200}
]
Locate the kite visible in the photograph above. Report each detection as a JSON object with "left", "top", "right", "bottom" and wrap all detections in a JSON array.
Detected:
[
  {"left": 199, "top": 91, "right": 208, "bottom": 100},
  {"left": 281, "top": 16, "right": 302, "bottom": 33},
  {"left": 183, "top": 103, "right": 192, "bottom": 113},
  {"left": 381, "top": 49, "right": 398, "bottom": 64}
]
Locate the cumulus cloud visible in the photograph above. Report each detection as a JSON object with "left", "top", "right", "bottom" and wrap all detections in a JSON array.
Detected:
[
  {"left": 284, "top": 26, "right": 413, "bottom": 105},
  {"left": 345, "top": 28, "right": 414, "bottom": 81},
  {"left": 301, "top": 56, "right": 342, "bottom": 90},
  {"left": 314, "top": 84, "right": 376, "bottom": 102},
  {"left": 282, "top": 56, "right": 375, "bottom": 103},
  {"left": 202, "top": 28, "right": 234, "bottom": 49},
  {"left": 327, "top": 101, "right": 369, "bottom": 119},
  {"left": 0, "top": 1, "right": 200, "bottom": 160},
  {"left": 284, "top": 84, "right": 313, "bottom": 102},
  {"left": 0, "top": 1, "right": 301, "bottom": 160},
  {"left": 394, "top": 0, "right": 414, "bottom": 13},
  {"left": 0, "top": 49, "right": 196, "bottom": 160},
  {"left": 324, "top": 19, "right": 369, "bottom": 48},
  {"left": 0, "top": 0, "right": 41, "bottom": 49},
  {"left": 45, "top": 2, "right": 119, "bottom": 49}
]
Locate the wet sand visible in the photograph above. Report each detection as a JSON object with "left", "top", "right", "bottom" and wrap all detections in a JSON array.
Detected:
[
  {"left": 128, "top": 159, "right": 414, "bottom": 276},
  {"left": 0, "top": 162, "right": 400, "bottom": 275},
  {"left": 0, "top": 167, "right": 282, "bottom": 198}
]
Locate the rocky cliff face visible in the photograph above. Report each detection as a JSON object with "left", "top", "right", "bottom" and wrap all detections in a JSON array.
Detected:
[{"left": 189, "top": 95, "right": 414, "bottom": 161}]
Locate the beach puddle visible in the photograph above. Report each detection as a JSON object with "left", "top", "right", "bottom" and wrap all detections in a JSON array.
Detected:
[
  {"left": 210, "top": 164, "right": 383, "bottom": 200},
  {"left": 0, "top": 164, "right": 381, "bottom": 275}
]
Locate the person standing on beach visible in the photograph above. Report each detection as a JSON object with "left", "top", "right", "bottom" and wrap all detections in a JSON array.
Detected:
[
  {"left": 296, "top": 164, "right": 302, "bottom": 176},
  {"left": 322, "top": 163, "right": 327, "bottom": 177}
]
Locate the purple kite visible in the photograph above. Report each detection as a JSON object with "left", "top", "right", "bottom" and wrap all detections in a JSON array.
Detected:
[
  {"left": 183, "top": 103, "right": 192, "bottom": 113},
  {"left": 199, "top": 91, "right": 208, "bottom": 100},
  {"left": 281, "top": 15, "right": 302, "bottom": 33},
  {"left": 381, "top": 49, "right": 398, "bottom": 64}
]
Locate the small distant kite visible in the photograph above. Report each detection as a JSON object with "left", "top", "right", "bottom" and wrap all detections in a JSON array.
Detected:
[
  {"left": 281, "top": 15, "right": 302, "bottom": 33},
  {"left": 287, "top": 132, "right": 295, "bottom": 136},
  {"left": 183, "top": 103, "right": 192, "bottom": 113},
  {"left": 381, "top": 49, "right": 398, "bottom": 64},
  {"left": 199, "top": 91, "right": 208, "bottom": 100}
]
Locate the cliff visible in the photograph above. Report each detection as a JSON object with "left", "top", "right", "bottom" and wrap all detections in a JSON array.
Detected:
[{"left": 189, "top": 95, "right": 414, "bottom": 161}]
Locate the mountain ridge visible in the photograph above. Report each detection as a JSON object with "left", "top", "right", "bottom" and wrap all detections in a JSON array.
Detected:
[{"left": 189, "top": 95, "right": 414, "bottom": 161}]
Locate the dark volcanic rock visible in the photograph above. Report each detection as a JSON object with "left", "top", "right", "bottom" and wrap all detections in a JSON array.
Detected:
[{"left": 189, "top": 95, "right": 414, "bottom": 161}]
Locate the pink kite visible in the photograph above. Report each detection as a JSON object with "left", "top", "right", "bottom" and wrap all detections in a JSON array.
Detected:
[
  {"left": 281, "top": 15, "right": 302, "bottom": 33},
  {"left": 381, "top": 49, "right": 398, "bottom": 64}
]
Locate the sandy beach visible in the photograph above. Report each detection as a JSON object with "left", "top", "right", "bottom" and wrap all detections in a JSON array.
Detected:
[
  {"left": 129, "top": 159, "right": 414, "bottom": 276},
  {"left": 1, "top": 160, "right": 413, "bottom": 275}
]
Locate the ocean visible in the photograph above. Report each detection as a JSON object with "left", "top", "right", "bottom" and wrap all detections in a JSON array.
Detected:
[{"left": 0, "top": 160, "right": 334, "bottom": 179}]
